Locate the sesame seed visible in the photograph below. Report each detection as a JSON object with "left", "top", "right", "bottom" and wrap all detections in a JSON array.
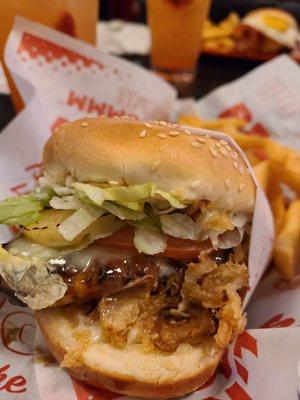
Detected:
[
  {"left": 216, "top": 143, "right": 221, "bottom": 148},
  {"left": 233, "top": 161, "right": 238, "bottom": 169},
  {"left": 220, "top": 148, "right": 228, "bottom": 157},
  {"left": 210, "top": 147, "right": 217, "bottom": 157},
  {"left": 169, "top": 131, "right": 179, "bottom": 136},
  {"left": 184, "top": 129, "right": 191, "bottom": 135},
  {"left": 139, "top": 130, "right": 147, "bottom": 138},
  {"left": 157, "top": 133, "right": 167, "bottom": 139},
  {"left": 171, "top": 123, "right": 180, "bottom": 128},
  {"left": 238, "top": 183, "right": 244, "bottom": 192},
  {"left": 197, "top": 137, "right": 206, "bottom": 143},
  {"left": 108, "top": 180, "right": 119, "bottom": 185},
  {"left": 159, "top": 121, "right": 167, "bottom": 126},
  {"left": 225, "top": 179, "right": 231, "bottom": 189},
  {"left": 239, "top": 167, "right": 244, "bottom": 175},
  {"left": 81, "top": 121, "right": 88, "bottom": 127},
  {"left": 152, "top": 160, "right": 160, "bottom": 171},
  {"left": 191, "top": 180, "right": 200, "bottom": 189},
  {"left": 144, "top": 122, "right": 152, "bottom": 128},
  {"left": 225, "top": 145, "right": 232, "bottom": 152},
  {"left": 192, "top": 141, "right": 202, "bottom": 148},
  {"left": 231, "top": 152, "right": 238, "bottom": 160},
  {"left": 220, "top": 139, "right": 227, "bottom": 146}
]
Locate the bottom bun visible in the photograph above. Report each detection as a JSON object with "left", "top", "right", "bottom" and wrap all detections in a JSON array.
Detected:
[{"left": 36, "top": 306, "right": 223, "bottom": 399}]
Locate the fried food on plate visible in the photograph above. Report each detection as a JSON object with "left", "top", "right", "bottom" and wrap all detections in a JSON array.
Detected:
[
  {"left": 203, "top": 12, "right": 240, "bottom": 51},
  {"left": 235, "top": 8, "right": 299, "bottom": 54}
]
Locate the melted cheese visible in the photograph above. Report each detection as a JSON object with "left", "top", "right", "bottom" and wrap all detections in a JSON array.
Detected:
[
  {"left": 68, "top": 245, "right": 132, "bottom": 270},
  {"left": 7, "top": 237, "right": 133, "bottom": 273}
]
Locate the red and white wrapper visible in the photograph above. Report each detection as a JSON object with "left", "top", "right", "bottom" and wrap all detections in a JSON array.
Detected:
[
  {"left": 0, "top": 16, "right": 299, "bottom": 400},
  {"left": 178, "top": 54, "right": 300, "bottom": 150}
]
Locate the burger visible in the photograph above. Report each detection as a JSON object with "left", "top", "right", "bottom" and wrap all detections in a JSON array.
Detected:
[
  {"left": 234, "top": 8, "right": 299, "bottom": 54},
  {"left": 0, "top": 117, "right": 255, "bottom": 398}
]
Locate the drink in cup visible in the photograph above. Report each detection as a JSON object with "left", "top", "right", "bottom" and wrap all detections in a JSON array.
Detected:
[
  {"left": 0, "top": 0, "right": 99, "bottom": 111},
  {"left": 147, "top": 0, "right": 211, "bottom": 85}
]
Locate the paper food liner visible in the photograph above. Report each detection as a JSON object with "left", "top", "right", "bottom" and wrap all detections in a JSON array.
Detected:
[
  {"left": 181, "top": 54, "right": 300, "bottom": 151},
  {"left": 0, "top": 16, "right": 299, "bottom": 400}
]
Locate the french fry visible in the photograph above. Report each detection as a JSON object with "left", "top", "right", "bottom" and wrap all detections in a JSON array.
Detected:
[
  {"left": 267, "top": 183, "right": 286, "bottom": 234},
  {"left": 202, "top": 24, "right": 224, "bottom": 40},
  {"left": 202, "top": 12, "right": 240, "bottom": 40},
  {"left": 253, "top": 160, "right": 270, "bottom": 190},
  {"left": 179, "top": 115, "right": 246, "bottom": 131},
  {"left": 217, "top": 38, "right": 236, "bottom": 51},
  {"left": 244, "top": 149, "right": 264, "bottom": 166},
  {"left": 179, "top": 115, "right": 204, "bottom": 129},
  {"left": 203, "top": 38, "right": 236, "bottom": 51},
  {"left": 219, "top": 12, "right": 240, "bottom": 31},
  {"left": 202, "top": 117, "right": 246, "bottom": 130},
  {"left": 203, "top": 39, "right": 220, "bottom": 50},
  {"left": 272, "top": 150, "right": 300, "bottom": 194},
  {"left": 274, "top": 199, "right": 300, "bottom": 279}
]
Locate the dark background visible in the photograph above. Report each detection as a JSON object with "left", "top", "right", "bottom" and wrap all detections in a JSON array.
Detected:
[{"left": 99, "top": 0, "right": 300, "bottom": 22}]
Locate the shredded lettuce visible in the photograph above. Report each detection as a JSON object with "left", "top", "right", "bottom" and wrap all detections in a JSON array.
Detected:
[
  {"left": 118, "top": 201, "right": 144, "bottom": 211},
  {"left": 72, "top": 182, "right": 105, "bottom": 205},
  {"left": 160, "top": 213, "right": 198, "bottom": 240},
  {"left": 0, "top": 189, "right": 54, "bottom": 226},
  {"left": 39, "top": 176, "right": 74, "bottom": 196},
  {"left": 129, "top": 216, "right": 161, "bottom": 232},
  {"left": 229, "top": 212, "right": 250, "bottom": 228},
  {"left": 72, "top": 182, "right": 186, "bottom": 212},
  {"left": 101, "top": 201, "right": 145, "bottom": 220},
  {"left": 0, "top": 178, "right": 249, "bottom": 255},
  {"left": 101, "top": 183, "right": 155, "bottom": 203},
  {"left": 218, "top": 228, "right": 244, "bottom": 249},
  {"left": 72, "top": 182, "right": 154, "bottom": 206},
  {"left": 133, "top": 227, "right": 167, "bottom": 255},
  {"left": 87, "top": 215, "right": 124, "bottom": 241},
  {"left": 49, "top": 195, "right": 82, "bottom": 210},
  {"left": 58, "top": 205, "right": 105, "bottom": 241},
  {"left": 154, "top": 189, "right": 186, "bottom": 209}
]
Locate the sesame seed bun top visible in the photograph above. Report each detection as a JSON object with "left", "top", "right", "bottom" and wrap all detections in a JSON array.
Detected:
[{"left": 43, "top": 117, "right": 255, "bottom": 213}]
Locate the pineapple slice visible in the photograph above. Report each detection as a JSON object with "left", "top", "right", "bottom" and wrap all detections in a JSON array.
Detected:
[{"left": 22, "top": 209, "right": 83, "bottom": 247}]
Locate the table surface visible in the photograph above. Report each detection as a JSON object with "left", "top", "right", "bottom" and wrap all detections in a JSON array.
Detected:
[{"left": 0, "top": 54, "right": 261, "bottom": 131}]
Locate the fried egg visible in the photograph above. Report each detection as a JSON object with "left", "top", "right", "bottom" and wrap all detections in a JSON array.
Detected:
[{"left": 243, "top": 8, "right": 299, "bottom": 49}]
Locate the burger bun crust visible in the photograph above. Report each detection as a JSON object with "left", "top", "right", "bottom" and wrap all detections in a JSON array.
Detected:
[
  {"left": 36, "top": 306, "right": 223, "bottom": 399},
  {"left": 43, "top": 117, "right": 255, "bottom": 213}
]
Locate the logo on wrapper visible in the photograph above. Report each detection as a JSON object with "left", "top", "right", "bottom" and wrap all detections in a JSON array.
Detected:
[
  {"left": 197, "top": 331, "right": 258, "bottom": 400},
  {"left": 0, "top": 296, "right": 35, "bottom": 394},
  {"left": 219, "top": 103, "right": 270, "bottom": 138}
]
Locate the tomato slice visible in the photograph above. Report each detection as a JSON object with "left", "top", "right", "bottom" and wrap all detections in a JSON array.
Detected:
[{"left": 95, "top": 227, "right": 212, "bottom": 259}]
